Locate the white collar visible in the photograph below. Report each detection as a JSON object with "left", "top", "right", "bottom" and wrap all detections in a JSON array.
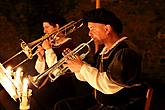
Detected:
[{"left": 100, "top": 36, "right": 128, "bottom": 55}]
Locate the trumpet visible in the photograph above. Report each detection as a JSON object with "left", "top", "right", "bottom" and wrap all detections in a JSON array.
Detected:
[
  {"left": 29, "top": 39, "right": 94, "bottom": 88},
  {"left": 3, "top": 19, "right": 83, "bottom": 70}
]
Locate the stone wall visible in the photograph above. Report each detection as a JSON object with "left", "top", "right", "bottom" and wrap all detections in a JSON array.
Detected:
[
  {"left": 1, "top": 0, "right": 164, "bottom": 83},
  {"left": 0, "top": 0, "right": 165, "bottom": 109}
]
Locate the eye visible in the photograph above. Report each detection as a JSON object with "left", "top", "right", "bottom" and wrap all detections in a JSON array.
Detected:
[{"left": 89, "top": 26, "right": 94, "bottom": 31}]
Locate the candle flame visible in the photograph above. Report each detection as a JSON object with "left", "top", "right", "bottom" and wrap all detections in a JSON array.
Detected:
[
  {"left": 16, "top": 67, "right": 22, "bottom": 73},
  {"left": 23, "top": 78, "right": 29, "bottom": 84},
  {"left": 6, "top": 66, "right": 12, "bottom": 74}
]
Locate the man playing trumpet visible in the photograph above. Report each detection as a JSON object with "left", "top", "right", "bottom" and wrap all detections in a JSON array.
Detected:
[
  {"left": 54, "top": 8, "right": 148, "bottom": 110},
  {"left": 35, "top": 14, "right": 71, "bottom": 80},
  {"left": 30, "top": 13, "right": 77, "bottom": 110}
]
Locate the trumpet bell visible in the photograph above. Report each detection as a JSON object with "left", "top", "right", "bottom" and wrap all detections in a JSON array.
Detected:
[
  {"left": 28, "top": 75, "right": 49, "bottom": 89},
  {"left": 28, "top": 75, "right": 39, "bottom": 88}
]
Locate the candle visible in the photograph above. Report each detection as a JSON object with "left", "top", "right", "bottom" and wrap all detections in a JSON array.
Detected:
[
  {"left": 15, "top": 68, "right": 23, "bottom": 97},
  {"left": 16, "top": 68, "right": 22, "bottom": 80},
  {"left": 6, "top": 66, "right": 13, "bottom": 78},
  {"left": 16, "top": 68, "right": 23, "bottom": 87},
  {"left": 22, "top": 78, "right": 28, "bottom": 96},
  {"left": 20, "top": 78, "right": 29, "bottom": 110}
]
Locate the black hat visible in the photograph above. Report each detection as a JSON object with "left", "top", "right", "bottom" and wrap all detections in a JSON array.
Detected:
[
  {"left": 41, "top": 13, "right": 67, "bottom": 27},
  {"left": 83, "top": 8, "right": 123, "bottom": 34}
]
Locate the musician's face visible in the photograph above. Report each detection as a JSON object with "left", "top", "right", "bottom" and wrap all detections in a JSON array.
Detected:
[
  {"left": 43, "top": 22, "right": 58, "bottom": 34},
  {"left": 88, "top": 22, "right": 108, "bottom": 44}
]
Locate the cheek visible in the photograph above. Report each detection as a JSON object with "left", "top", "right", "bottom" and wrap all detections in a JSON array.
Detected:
[
  {"left": 94, "top": 30, "right": 102, "bottom": 37},
  {"left": 89, "top": 29, "right": 102, "bottom": 39},
  {"left": 47, "top": 27, "right": 55, "bottom": 33}
]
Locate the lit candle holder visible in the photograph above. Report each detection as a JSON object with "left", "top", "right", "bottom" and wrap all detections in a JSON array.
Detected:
[
  {"left": 16, "top": 68, "right": 23, "bottom": 86},
  {"left": 16, "top": 68, "right": 22, "bottom": 79},
  {"left": 16, "top": 68, "right": 23, "bottom": 97},
  {"left": 6, "top": 66, "right": 13, "bottom": 78},
  {"left": 22, "top": 78, "right": 28, "bottom": 96},
  {"left": 20, "top": 78, "right": 30, "bottom": 110}
]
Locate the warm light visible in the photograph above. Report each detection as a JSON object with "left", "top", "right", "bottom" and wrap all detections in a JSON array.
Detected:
[
  {"left": 23, "top": 78, "right": 29, "bottom": 85},
  {"left": 15, "top": 67, "right": 23, "bottom": 91},
  {"left": 16, "top": 67, "right": 22, "bottom": 80},
  {"left": 20, "top": 78, "right": 30, "bottom": 110},
  {"left": 16, "top": 67, "right": 22, "bottom": 74},
  {"left": 0, "top": 63, "right": 18, "bottom": 101},
  {"left": 23, "top": 78, "right": 28, "bottom": 96},
  {"left": 23, "top": 78, "right": 28, "bottom": 87},
  {"left": 5, "top": 66, "right": 12, "bottom": 74},
  {"left": 16, "top": 67, "right": 23, "bottom": 82}
]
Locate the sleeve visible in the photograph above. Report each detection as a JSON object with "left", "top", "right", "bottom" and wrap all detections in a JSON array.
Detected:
[
  {"left": 35, "top": 58, "right": 46, "bottom": 74},
  {"left": 45, "top": 48, "right": 61, "bottom": 77},
  {"left": 107, "top": 48, "right": 141, "bottom": 86},
  {"left": 76, "top": 63, "right": 123, "bottom": 94},
  {"left": 45, "top": 48, "right": 58, "bottom": 68}
]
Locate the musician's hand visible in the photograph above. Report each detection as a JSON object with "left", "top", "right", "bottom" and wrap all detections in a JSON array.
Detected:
[
  {"left": 42, "top": 39, "right": 52, "bottom": 50},
  {"left": 63, "top": 48, "right": 84, "bottom": 73},
  {"left": 36, "top": 45, "right": 45, "bottom": 61}
]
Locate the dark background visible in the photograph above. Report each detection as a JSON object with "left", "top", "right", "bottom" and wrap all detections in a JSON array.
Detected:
[{"left": 0, "top": 0, "right": 165, "bottom": 110}]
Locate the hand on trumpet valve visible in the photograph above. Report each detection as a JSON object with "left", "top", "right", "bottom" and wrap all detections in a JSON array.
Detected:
[
  {"left": 62, "top": 48, "right": 75, "bottom": 60},
  {"left": 62, "top": 48, "right": 84, "bottom": 73}
]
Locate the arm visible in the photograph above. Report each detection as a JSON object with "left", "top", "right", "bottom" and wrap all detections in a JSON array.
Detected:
[
  {"left": 42, "top": 39, "right": 58, "bottom": 67},
  {"left": 75, "top": 63, "right": 123, "bottom": 94},
  {"left": 65, "top": 55, "right": 123, "bottom": 94},
  {"left": 45, "top": 48, "right": 57, "bottom": 67},
  {"left": 45, "top": 48, "right": 61, "bottom": 79},
  {"left": 80, "top": 47, "right": 141, "bottom": 94},
  {"left": 35, "top": 45, "right": 46, "bottom": 73},
  {"left": 107, "top": 48, "right": 142, "bottom": 86},
  {"left": 35, "top": 58, "right": 46, "bottom": 73}
]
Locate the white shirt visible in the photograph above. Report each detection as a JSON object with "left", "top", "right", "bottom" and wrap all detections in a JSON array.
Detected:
[
  {"left": 75, "top": 37, "right": 128, "bottom": 94},
  {"left": 35, "top": 48, "right": 57, "bottom": 74}
]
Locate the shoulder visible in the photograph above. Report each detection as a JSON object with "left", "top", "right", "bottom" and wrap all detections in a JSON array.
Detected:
[
  {"left": 106, "top": 40, "right": 142, "bottom": 86},
  {"left": 113, "top": 39, "right": 142, "bottom": 60}
]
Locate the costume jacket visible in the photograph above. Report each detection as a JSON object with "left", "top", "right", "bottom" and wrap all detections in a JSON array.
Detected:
[{"left": 75, "top": 37, "right": 147, "bottom": 106}]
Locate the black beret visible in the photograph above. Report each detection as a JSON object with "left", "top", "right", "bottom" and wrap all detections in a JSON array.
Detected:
[
  {"left": 41, "top": 13, "right": 67, "bottom": 27},
  {"left": 83, "top": 8, "right": 123, "bottom": 34}
]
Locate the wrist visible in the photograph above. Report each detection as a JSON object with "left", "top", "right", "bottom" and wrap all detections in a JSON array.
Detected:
[
  {"left": 45, "top": 47, "right": 51, "bottom": 50},
  {"left": 38, "top": 56, "right": 44, "bottom": 62}
]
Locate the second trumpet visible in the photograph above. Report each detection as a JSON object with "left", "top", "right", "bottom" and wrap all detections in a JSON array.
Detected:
[{"left": 29, "top": 38, "right": 94, "bottom": 88}]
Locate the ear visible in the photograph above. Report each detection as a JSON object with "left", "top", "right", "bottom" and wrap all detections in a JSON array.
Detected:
[{"left": 105, "top": 24, "right": 112, "bottom": 35}]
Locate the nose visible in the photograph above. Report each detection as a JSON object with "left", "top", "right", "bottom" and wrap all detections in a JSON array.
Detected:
[
  {"left": 88, "top": 30, "right": 93, "bottom": 37},
  {"left": 43, "top": 28, "right": 47, "bottom": 34}
]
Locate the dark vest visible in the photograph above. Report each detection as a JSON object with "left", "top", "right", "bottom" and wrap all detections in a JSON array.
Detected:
[{"left": 94, "top": 39, "right": 147, "bottom": 106}]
